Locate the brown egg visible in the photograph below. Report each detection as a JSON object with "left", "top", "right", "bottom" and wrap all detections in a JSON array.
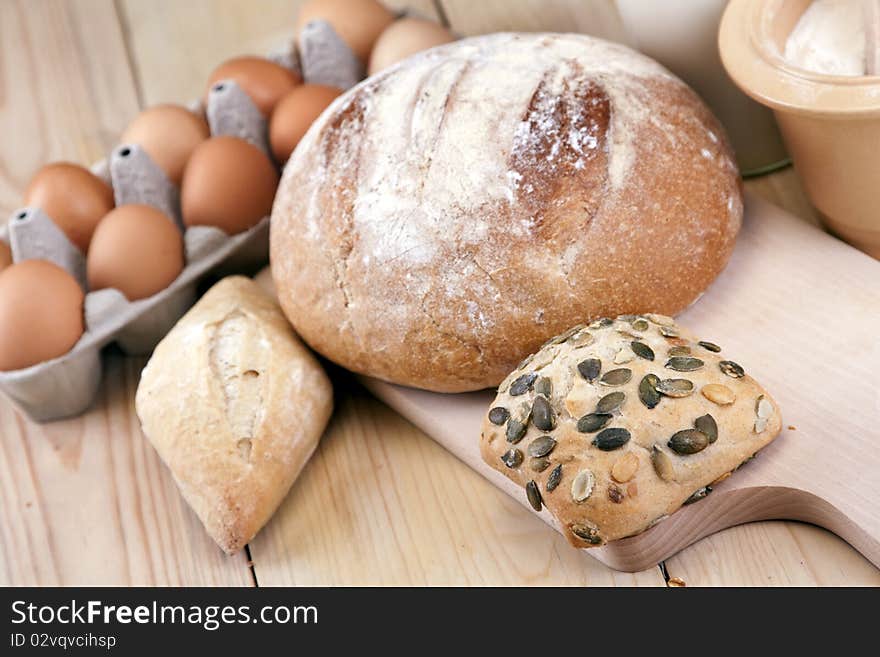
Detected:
[
  {"left": 24, "top": 162, "right": 115, "bottom": 254},
  {"left": 181, "top": 136, "right": 279, "bottom": 235},
  {"left": 120, "top": 104, "right": 210, "bottom": 185},
  {"left": 368, "top": 17, "right": 456, "bottom": 75},
  {"left": 0, "top": 241, "right": 11, "bottom": 273},
  {"left": 0, "top": 260, "right": 84, "bottom": 371},
  {"left": 87, "top": 205, "right": 184, "bottom": 301},
  {"left": 205, "top": 56, "right": 301, "bottom": 117},
  {"left": 296, "top": 0, "right": 395, "bottom": 63},
  {"left": 270, "top": 84, "right": 343, "bottom": 163}
]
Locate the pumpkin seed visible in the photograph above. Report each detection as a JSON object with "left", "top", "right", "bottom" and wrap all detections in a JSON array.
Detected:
[
  {"left": 501, "top": 448, "right": 523, "bottom": 468},
  {"left": 659, "top": 325, "right": 680, "bottom": 338},
  {"left": 531, "top": 395, "right": 556, "bottom": 431},
  {"left": 698, "top": 340, "right": 721, "bottom": 353},
  {"left": 646, "top": 313, "right": 675, "bottom": 326},
  {"left": 694, "top": 413, "right": 718, "bottom": 443},
  {"left": 756, "top": 395, "right": 773, "bottom": 419},
  {"left": 617, "top": 314, "right": 637, "bottom": 322},
  {"left": 668, "top": 429, "right": 709, "bottom": 455},
  {"left": 535, "top": 376, "right": 553, "bottom": 398},
  {"left": 527, "top": 435, "right": 557, "bottom": 458},
  {"left": 656, "top": 378, "right": 694, "bottom": 397},
  {"left": 577, "top": 358, "right": 602, "bottom": 382},
  {"left": 638, "top": 374, "right": 661, "bottom": 409},
  {"left": 631, "top": 341, "right": 655, "bottom": 361},
  {"left": 570, "top": 523, "right": 602, "bottom": 544},
  {"left": 526, "top": 480, "right": 543, "bottom": 512},
  {"left": 546, "top": 464, "right": 563, "bottom": 492},
  {"left": 600, "top": 368, "right": 632, "bottom": 386},
  {"left": 719, "top": 360, "right": 745, "bottom": 378},
  {"left": 665, "top": 356, "right": 704, "bottom": 372},
  {"left": 593, "top": 427, "right": 631, "bottom": 451},
  {"left": 754, "top": 417, "right": 768, "bottom": 433},
  {"left": 651, "top": 445, "right": 676, "bottom": 482},
  {"left": 683, "top": 486, "right": 712, "bottom": 505},
  {"left": 529, "top": 456, "right": 551, "bottom": 472},
  {"left": 506, "top": 419, "right": 527, "bottom": 444},
  {"left": 631, "top": 318, "right": 649, "bottom": 332},
  {"left": 509, "top": 372, "right": 538, "bottom": 396},
  {"left": 488, "top": 407, "right": 509, "bottom": 425},
  {"left": 611, "top": 452, "right": 639, "bottom": 483},
  {"left": 590, "top": 317, "right": 613, "bottom": 329},
  {"left": 577, "top": 412, "right": 612, "bottom": 433},
  {"left": 569, "top": 329, "right": 594, "bottom": 347},
  {"left": 668, "top": 345, "right": 692, "bottom": 357},
  {"left": 701, "top": 383, "right": 735, "bottom": 405},
  {"left": 570, "top": 469, "right": 595, "bottom": 502},
  {"left": 515, "top": 352, "right": 535, "bottom": 372},
  {"left": 596, "top": 391, "right": 626, "bottom": 414},
  {"left": 608, "top": 484, "right": 625, "bottom": 504}
]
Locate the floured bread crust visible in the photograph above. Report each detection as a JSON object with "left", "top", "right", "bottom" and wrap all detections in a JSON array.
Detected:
[
  {"left": 271, "top": 32, "right": 742, "bottom": 392},
  {"left": 136, "top": 277, "right": 333, "bottom": 554},
  {"left": 480, "top": 314, "right": 781, "bottom": 547}
]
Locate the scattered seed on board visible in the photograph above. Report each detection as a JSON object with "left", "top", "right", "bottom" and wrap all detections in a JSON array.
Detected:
[
  {"left": 665, "top": 356, "right": 704, "bottom": 372},
  {"left": 720, "top": 360, "right": 745, "bottom": 378},
  {"left": 546, "top": 464, "right": 563, "bottom": 492},
  {"left": 510, "top": 372, "right": 538, "bottom": 396},
  {"left": 683, "top": 486, "right": 712, "bottom": 505},
  {"left": 535, "top": 376, "right": 553, "bottom": 398},
  {"left": 631, "top": 318, "right": 649, "bottom": 332},
  {"left": 488, "top": 407, "right": 509, "bottom": 425},
  {"left": 651, "top": 445, "right": 676, "bottom": 482},
  {"left": 639, "top": 374, "right": 661, "bottom": 409},
  {"left": 668, "top": 345, "right": 691, "bottom": 357},
  {"left": 571, "top": 468, "right": 595, "bottom": 502},
  {"left": 659, "top": 325, "right": 680, "bottom": 338},
  {"left": 702, "top": 383, "right": 735, "bottom": 405},
  {"left": 528, "top": 435, "right": 557, "bottom": 458},
  {"left": 594, "top": 427, "right": 631, "bottom": 451},
  {"left": 501, "top": 448, "right": 523, "bottom": 468},
  {"left": 529, "top": 456, "right": 551, "bottom": 472},
  {"left": 698, "top": 340, "right": 721, "bottom": 353},
  {"left": 577, "top": 412, "right": 612, "bottom": 433},
  {"left": 657, "top": 378, "right": 694, "bottom": 397},
  {"left": 531, "top": 395, "right": 556, "bottom": 431},
  {"left": 506, "top": 420, "right": 527, "bottom": 444},
  {"left": 571, "top": 524, "right": 602, "bottom": 544},
  {"left": 694, "top": 413, "right": 718, "bottom": 443},
  {"left": 668, "top": 429, "right": 710, "bottom": 455},
  {"left": 611, "top": 452, "right": 639, "bottom": 483},
  {"left": 596, "top": 391, "right": 626, "bottom": 414},
  {"left": 526, "top": 480, "right": 543, "bottom": 512},
  {"left": 600, "top": 368, "right": 632, "bottom": 386},
  {"left": 631, "top": 341, "right": 655, "bottom": 361},
  {"left": 577, "top": 358, "right": 602, "bottom": 382}
]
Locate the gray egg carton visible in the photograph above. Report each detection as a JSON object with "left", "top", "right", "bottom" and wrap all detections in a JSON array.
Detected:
[{"left": 0, "top": 21, "right": 365, "bottom": 422}]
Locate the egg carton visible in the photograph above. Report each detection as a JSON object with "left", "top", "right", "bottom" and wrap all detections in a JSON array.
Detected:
[{"left": 0, "top": 20, "right": 367, "bottom": 423}]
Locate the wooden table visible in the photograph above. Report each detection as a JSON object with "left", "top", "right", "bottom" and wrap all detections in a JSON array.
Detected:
[{"left": 1, "top": 0, "right": 878, "bottom": 587}]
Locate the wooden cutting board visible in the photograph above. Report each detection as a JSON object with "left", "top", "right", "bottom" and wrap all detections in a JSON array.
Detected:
[{"left": 363, "top": 192, "right": 880, "bottom": 573}]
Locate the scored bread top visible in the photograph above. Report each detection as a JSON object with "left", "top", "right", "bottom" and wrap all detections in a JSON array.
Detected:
[
  {"left": 480, "top": 313, "right": 782, "bottom": 547},
  {"left": 271, "top": 33, "right": 742, "bottom": 393}
]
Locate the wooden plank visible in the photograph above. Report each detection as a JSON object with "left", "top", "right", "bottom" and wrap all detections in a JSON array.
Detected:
[
  {"left": 0, "top": 0, "right": 251, "bottom": 586},
  {"left": 249, "top": 377, "right": 664, "bottom": 586},
  {"left": 439, "top": 0, "right": 628, "bottom": 41},
  {"left": 118, "top": 0, "right": 440, "bottom": 107}
]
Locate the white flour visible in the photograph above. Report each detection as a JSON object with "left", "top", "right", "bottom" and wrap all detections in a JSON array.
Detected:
[{"left": 784, "top": 0, "right": 870, "bottom": 76}]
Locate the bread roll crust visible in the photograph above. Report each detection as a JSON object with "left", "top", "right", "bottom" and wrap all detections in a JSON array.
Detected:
[
  {"left": 480, "top": 315, "right": 782, "bottom": 547},
  {"left": 271, "top": 33, "right": 742, "bottom": 392},
  {"left": 136, "top": 277, "right": 333, "bottom": 553}
]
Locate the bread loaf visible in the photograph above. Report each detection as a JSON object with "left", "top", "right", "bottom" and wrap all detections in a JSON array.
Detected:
[
  {"left": 136, "top": 276, "right": 333, "bottom": 554},
  {"left": 480, "top": 314, "right": 782, "bottom": 547},
  {"left": 271, "top": 33, "right": 742, "bottom": 392}
]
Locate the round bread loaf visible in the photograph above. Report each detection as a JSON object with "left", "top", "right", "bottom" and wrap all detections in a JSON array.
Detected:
[{"left": 271, "top": 33, "right": 742, "bottom": 392}]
